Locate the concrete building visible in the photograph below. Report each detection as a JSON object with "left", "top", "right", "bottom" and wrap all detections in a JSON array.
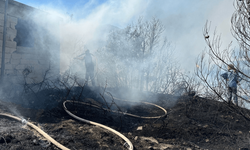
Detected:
[{"left": 0, "top": 0, "right": 60, "bottom": 85}]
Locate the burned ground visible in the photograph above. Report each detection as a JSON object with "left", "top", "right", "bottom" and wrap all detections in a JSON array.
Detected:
[{"left": 0, "top": 87, "right": 250, "bottom": 150}]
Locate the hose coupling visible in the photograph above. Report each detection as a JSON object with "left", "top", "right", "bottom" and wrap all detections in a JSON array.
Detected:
[
  {"left": 21, "top": 118, "right": 27, "bottom": 125},
  {"left": 123, "top": 111, "right": 127, "bottom": 115},
  {"left": 123, "top": 142, "right": 130, "bottom": 149}
]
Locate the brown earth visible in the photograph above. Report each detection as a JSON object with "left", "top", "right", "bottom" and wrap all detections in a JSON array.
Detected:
[{"left": 0, "top": 87, "right": 250, "bottom": 150}]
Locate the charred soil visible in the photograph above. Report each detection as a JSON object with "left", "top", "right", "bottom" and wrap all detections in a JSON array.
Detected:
[{"left": 1, "top": 87, "right": 250, "bottom": 150}]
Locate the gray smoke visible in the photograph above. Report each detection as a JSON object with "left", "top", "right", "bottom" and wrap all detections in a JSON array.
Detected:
[{"left": 1, "top": 0, "right": 236, "bottom": 108}]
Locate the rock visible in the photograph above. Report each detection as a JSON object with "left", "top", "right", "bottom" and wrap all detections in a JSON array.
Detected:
[
  {"left": 159, "top": 144, "right": 174, "bottom": 149},
  {"left": 148, "top": 143, "right": 175, "bottom": 150},
  {"left": 134, "top": 136, "right": 138, "bottom": 140},
  {"left": 137, "top": 126, "right": 143, "bottom": 130},
  {"left": 203, "top": 124, "right": 208, "bottom": 128},
  {"left": 140, "top": 136, "right": 159, "bottom": 144},
  {"left": 32, "top": 139, "right": 39, "bottom": 145}
]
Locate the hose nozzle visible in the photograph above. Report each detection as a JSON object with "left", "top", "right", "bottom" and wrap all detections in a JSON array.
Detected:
[{"left": 21, "top": 118, "right": 27, "bottom": 125}]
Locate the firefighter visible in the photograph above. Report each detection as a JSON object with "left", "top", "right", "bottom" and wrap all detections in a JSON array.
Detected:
[
  {"left": 75, "top": 49, "right": 96, "bottom": 86},
  {"left": 84, "top": 49, "right": 95, "bottom": 86},
  {"left": 221, "top": 64, "right": 242, "bottom": 106}
]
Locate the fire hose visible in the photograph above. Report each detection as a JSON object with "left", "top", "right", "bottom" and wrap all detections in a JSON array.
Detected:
[
  {"left": 63, "top": 98, "right": 167, "bottom": 150},
  {"left": 0, "top": 98, "right": 167, "bottom": 150},
  {"left": 0, "top": 112, "right": 70, "bottom": 150}
]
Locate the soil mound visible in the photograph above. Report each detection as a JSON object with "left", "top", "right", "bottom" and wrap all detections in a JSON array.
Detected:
[{"left": 0, "top": 87, "right": 250, "bottom": 150}]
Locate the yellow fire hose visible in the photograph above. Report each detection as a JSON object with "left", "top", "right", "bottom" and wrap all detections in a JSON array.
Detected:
[
  {"left": 63, "top": 100, "right": 133, "bottom": 150},
  {"left": 0, "top": 98, "right": 167, "bottom": 150},
  {"left": 0, "top": 113, "right": 70, "bottom": 150},
  {"left": 63, "top": 99, "right": 167, "bottom": 150},
  {"left": 107, "top": 96, "right": 167, "bottom": 119}
]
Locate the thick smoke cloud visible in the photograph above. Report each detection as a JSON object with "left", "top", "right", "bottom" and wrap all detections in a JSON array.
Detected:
[
  {"left": 0, "top": 0, "right": 236, "bottom": 112},
  {"left": 142, "top": 0, "right": 235, "bottom": 71},
  {"left": 18, "top": 0, "right": 236, "bottom": 73}
]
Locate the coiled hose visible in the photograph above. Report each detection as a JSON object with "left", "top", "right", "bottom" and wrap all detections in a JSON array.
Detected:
[{"left": 63, "top": 98, "right": 167, "bottom": 150}]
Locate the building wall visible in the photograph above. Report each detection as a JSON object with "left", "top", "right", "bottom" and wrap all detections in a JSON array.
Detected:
[{"left": 0, "top": 0, "right": 60, "bottom": 84}]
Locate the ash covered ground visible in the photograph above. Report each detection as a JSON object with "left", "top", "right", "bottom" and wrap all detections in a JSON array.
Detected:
[{"left": 1, "top": 86, "right": 250, "bottom": 150}]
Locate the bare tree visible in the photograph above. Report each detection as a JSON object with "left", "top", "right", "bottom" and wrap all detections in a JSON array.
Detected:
[{"left": 97, "top": 17, "right": 182, "bottom": 94}]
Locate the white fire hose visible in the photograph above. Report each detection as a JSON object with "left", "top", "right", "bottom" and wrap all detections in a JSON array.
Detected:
[
  {"left": 0, "top": 98, "right": 167, "bottom": 150},
  {"left": 63, "top": 100, "right": 133, "bottom": 150},
  {"left": 0, "top": 113, "right": 70, "bottom": 150},
  {"left": 63, "top": 99, "right": 167, "bottom": 150}
]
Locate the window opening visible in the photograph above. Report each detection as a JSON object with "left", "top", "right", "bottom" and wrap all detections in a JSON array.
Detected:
[{"left": 14, "top": 19, "right": 34, "bottom": 47}]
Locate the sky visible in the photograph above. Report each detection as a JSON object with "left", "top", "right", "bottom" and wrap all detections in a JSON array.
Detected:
[{"left": 14, "top": 0, "right": 236, "bottom": 72}]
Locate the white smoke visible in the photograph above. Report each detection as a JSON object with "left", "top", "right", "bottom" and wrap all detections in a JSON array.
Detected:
[{"left": 15, "top": 0, "right": 236, "bottom": 73}]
